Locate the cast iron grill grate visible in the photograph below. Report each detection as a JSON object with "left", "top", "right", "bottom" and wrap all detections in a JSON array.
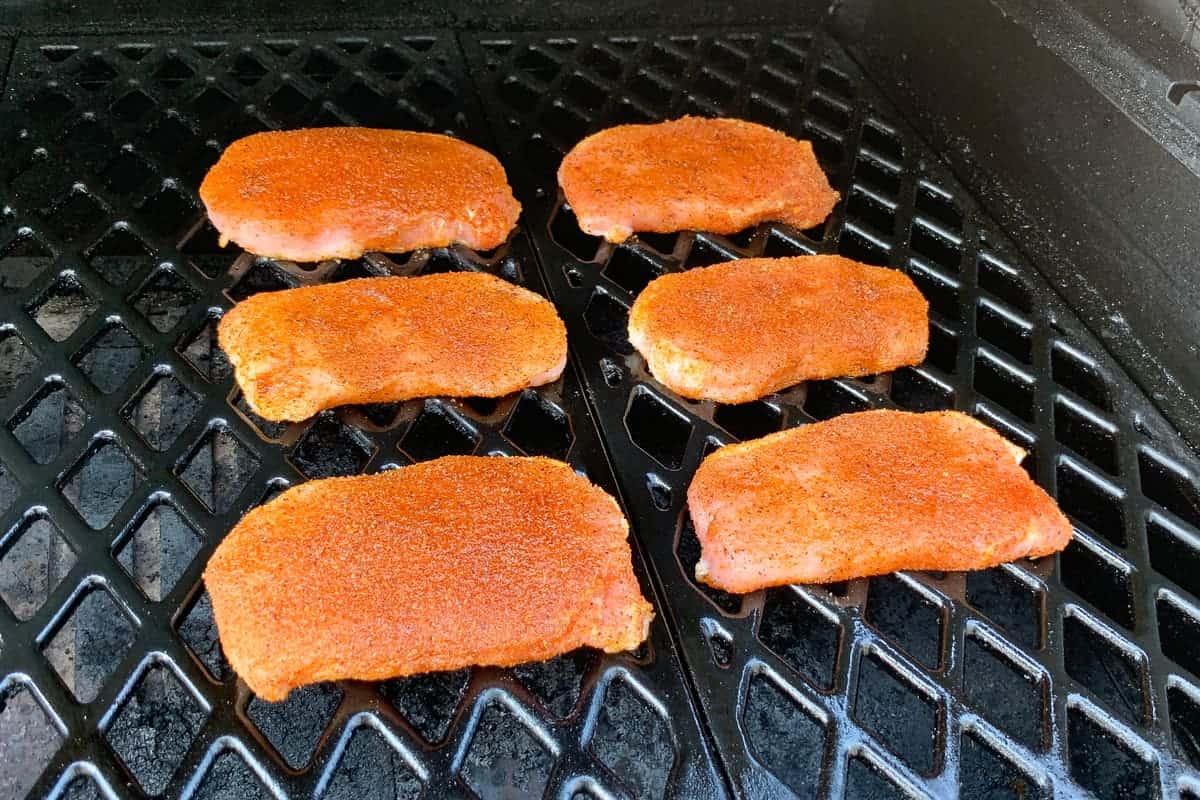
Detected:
[
  {"left": 5, "top": 23, "right": 1200, "bottom": 800},
  {"left": 463, "top": 29, "right": 1200, "bottom": 799},
  {"left": 0, "top": 32, "right": 723, "bottom": 800}
]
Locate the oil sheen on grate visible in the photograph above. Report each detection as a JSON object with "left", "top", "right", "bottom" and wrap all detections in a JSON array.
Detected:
[
  {"left": 0, "top": 33, "right": 724, "bottom": 800},
  {"left": 462, "top": 30, "right": 1200, "bottom": 800}
]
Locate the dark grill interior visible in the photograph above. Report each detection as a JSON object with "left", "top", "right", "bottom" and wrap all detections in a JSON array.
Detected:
[{"left": 0, "top": 23, "right": 1198, "bottom": 800}]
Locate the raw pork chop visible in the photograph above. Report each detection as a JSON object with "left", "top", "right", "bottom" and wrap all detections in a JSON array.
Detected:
[
  {"left": 628, "top": 256, "right": 927, "bottom": 403},
  {"left": 688, "top": 410, "right": 1073, "bottom": 592},
  {"left": 218, "top": 273, "right": 566, "bottom": 421},
  {"left": 558, "top": 116, "right": 838, "bottom": 242},
  {"left": 200, "top": 128, "right": 521, "bottom": 261},
  {"left": 206, "top": 456, "right": 654, "bottom": 701}
]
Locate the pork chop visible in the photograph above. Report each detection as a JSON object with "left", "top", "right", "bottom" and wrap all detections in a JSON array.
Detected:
[
  {"left": 558, "top": 116, "right": 838, "bottom": 242},
  {"left": 687, "top": 410, "right": 1073, "bottom": 592},
  {"left": 217, "top": 273, "right": 566, "bottom": 421},
  {"left": 628, "top": 256, "right": 928, "bottom": 403},
  {"left": 200, "top": 128, "right": 521, "bottom": 261},
  {"left": 205, "top": 456, "right": 654, "bottom": 701}
]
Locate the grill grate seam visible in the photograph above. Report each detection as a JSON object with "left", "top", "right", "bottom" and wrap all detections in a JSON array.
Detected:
[{"left": 451, "top": 32, "right": 742, "bottom": 800}]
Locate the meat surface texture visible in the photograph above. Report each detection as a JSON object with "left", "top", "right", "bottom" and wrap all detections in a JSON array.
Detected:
[
  {"left": 557, "top": 116, "right": 839, "bottom": 242},
  {"left": 217, "top": 273, "right": 567, "bottom": 421},
  {"left": 205, "top": 456, "right": 654, "bottom": 701},
  {"left": 199, "top": 128, "right": 521, "bottom": 261},
  {"left": 628, "top": 256, "right": 928, "bottom": 403},
  {"left": 687, "top": 410, "right": 1073, "bottom": 593}
]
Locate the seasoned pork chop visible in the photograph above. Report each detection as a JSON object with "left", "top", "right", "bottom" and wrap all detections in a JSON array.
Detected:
[
  {"left": 628, "top": 256, "right": 928, "bottom": 403},
  {"left": 688, "top": 410, "right": 1073, "bottom": 592},
  {"left": 205, "top": 456, "right": 654, "bottom": 701},
  {"left": 200, "top": 128, "right": 521, "bottom": 261},
  {"left": 558, "top": 117, "right": 838, "bottom": 242},
  {"left": 218, "top": 273, "right": 566, "bottom": 421}
]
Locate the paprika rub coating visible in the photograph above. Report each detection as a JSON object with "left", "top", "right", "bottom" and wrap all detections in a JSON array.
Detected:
[
  {"left": 217, "top": 273, "right": 567, "bottom": 421},
  {"left": 687, "top": 410, "right": 1073, "bottom": 593},
  {"left": 199, "top": 128, "right": 521, "bottom": 261},
  {"left": 558, "top": 116, "right": 838, "bottom": 243},
  {"left": 205, "top": 456, "right": 654, "bottom": 702},
  {"left": 628, "top": 256, "right": 928, "bottom": 403}
]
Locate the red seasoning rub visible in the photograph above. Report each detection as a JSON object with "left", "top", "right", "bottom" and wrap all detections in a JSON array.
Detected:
[
  {"left": 217, "top": 273, "right": 566, "bottom": 421},
  {"left": 628, "top": 256, "right": 928, "bottom": 404},
  {"left": 687, "top": 410, "right": 1073, "bottom": 593},
  {"left": 205, "top": 456, "right": 654, "bottom": 702},
  {"left": 199, "top": 128, "right": 521, "bottom": 261},
  {"left": 558, "top": 116, "right": 838, "bottom": 243}
]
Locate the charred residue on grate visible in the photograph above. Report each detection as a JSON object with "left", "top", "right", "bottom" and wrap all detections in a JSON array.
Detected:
[
  {"left": 0, "top": 30, "right": 721, "bottom": 799},
  {"left": 465, "top": 28, "right": 1200, "bottom": 798}
]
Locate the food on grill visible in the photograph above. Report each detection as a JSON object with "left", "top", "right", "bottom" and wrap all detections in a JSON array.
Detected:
[
  {"left": 218, "top": 273, "right": 566, "bottom": 421},
  {"left": 628, "top": 256, "right": 928, "bottom": 403},
  {"left": 205, "top": 456, "right": 654, "bottom": 701},
  {"left": 557, "top": 116, "right": 838, "bottom": 242},
  {"left": 687, "top": 410, "right": 1073, "bottom": 592},
  {"left": 199, "top": 128, "right": 521, "bottom": 261}
]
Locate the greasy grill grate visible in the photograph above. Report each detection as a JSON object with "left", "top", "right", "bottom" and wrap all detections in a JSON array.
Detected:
[
  {"left": 463, "top": 30, "right": 1200, "bottom": 800},
  {"left": 0, "top": 33, "right": 722, "bottom": 799}
]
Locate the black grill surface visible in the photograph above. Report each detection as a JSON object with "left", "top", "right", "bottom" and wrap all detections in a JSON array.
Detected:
[
  {"left": 0, "top": 32, "right": 723, "bottom": 800},
  {"left": 0, "top": 24, "right": 1197, "bottom": 800},
  {"left": 463, "top": 29, "right": 1200, "bottom": 800}
]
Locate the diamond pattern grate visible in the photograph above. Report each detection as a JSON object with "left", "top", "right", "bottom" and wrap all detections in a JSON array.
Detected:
[
  {"left": 3, "top": 24, "right": 1200, "bottom": 800},
  {"left": 463, "top": 29, "right": 1200, "bottom": 799},
  {"left": 0, "top": 32, "right": 718, "bottom": 799}
]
